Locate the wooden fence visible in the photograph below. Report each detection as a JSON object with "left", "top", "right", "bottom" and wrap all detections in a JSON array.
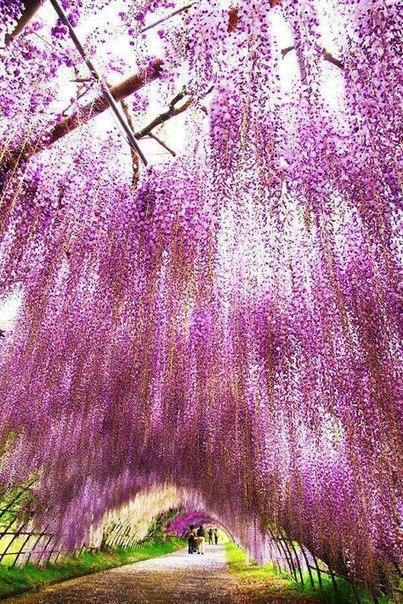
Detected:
[
  {"left": 0, "top": 482, "right": 97, "bottom": 568},
  {"left": 264, "top": 525, "right": 399, "bottom": 604}
]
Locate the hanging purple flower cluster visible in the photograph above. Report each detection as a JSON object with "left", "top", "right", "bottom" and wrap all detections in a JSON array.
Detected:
[
  {"left": 0, "top": 0, "right": 24, "bottom": 40},
  {"left": 0, "top": 0, "right": 401, "bottom": 594}
]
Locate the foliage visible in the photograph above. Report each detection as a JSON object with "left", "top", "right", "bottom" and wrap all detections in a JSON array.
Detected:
[
  {"left": 296, "top": 571, "right": 392, "bottom": 604},
  {"left": 100, "top": 485, "right": 181, "bottom": 549}
]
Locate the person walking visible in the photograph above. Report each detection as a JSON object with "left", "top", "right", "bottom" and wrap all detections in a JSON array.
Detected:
[
  {"left": 196, "top": 524, "right": 205, "bottom": 554},
  {"left": 208, "top": 527, "right": 213, "bottom": 545},
  {"left": 214, "top": 527, "right": 218, "bottom": 545},
  {"left": 187, "top": 526, "right": 196, "bottom": 554}
]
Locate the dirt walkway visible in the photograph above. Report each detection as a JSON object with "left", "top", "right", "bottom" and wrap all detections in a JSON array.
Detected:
[{"left": 4, "top": 545, "right": 309, "bottom": 603}]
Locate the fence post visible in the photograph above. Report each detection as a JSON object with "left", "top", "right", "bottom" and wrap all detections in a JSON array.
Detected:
[
  {"left": 283, "top": 538, "right": 299, "bottom": 582},
  {"left": 371, "top": 590, "right": 379, "bottom": 604},
  {"left": 287, "top": 536, "right": 304, "bottom": 585},
  {"left": 0, "top": 513, "right": 23, "bottom": 544},
  {"left": 25, "top": 526, "right": 49, "bottom": 565},
  {"left": 0, "top": 521, "right": 28, "bottom": 565},
  {"left": 299, "top": 543, "right": 315, "bottom": 589},
  {"left": 36, "top": 534, "right": 53, "bottom": 566},
  {"left": 11, "top": 531, "right": 31, "bottom": 567},
  {"left": 276, "top": 532, "right": 298, "bottom": 582},
  {"left": 311, "top": 552, "right": 323, "bottom": 589},
  {"left": 330, "top": 569, "right": 339, "bottom": 596},
  {"left": 46, "top": 538, "right": 60, "bottom": 564},
  {"left": 53, "top": 545, "right": 64, "bottom": 564},
  {"left": 267, "top": 526, "right": 292, "bottom": 576},
  {"left": 350, "top": 581, "right": 361, "bottom": 604}
]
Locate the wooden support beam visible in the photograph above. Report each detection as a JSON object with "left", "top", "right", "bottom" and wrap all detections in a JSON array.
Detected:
[
  {"left": 48, "top": 0, "right": 148, "bottom": 165},
  {"left": 1, "top": 59, "right": 162, "bottom": 173}
]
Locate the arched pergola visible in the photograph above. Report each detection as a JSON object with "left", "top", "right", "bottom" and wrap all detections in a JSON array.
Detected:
[{"left": 0, "top": 1, "right": 400, "bottom": 601}]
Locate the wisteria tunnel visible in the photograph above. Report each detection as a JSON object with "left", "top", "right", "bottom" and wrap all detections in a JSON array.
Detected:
[{"left": 0, "top": 0, "right": 401, "bottom": 602}]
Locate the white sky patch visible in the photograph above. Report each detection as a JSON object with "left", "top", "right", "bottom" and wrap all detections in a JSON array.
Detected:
[{"left": 0, "top": 290, "right": 23, "bottom": 332}]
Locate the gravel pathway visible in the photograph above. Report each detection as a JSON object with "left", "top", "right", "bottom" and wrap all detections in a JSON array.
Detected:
[{"left": 4, "top": 545, "right": 251, "bottom": 604}]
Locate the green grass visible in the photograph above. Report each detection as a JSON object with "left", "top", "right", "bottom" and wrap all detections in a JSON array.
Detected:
[
  {"left": 225, "top": 541, "right": 393, "bottom": 604},
  {"left": 225, "top": 539, "right": 289, "bottom": 581},
  {"left": 296, "top": 569, "right": 392, "bottom": 604},
  {"left": 0, "top": 537, "right": 186, "bottom": 600},
  {"left": 225, "top": 540, "right": 315, "bottom": 602}
]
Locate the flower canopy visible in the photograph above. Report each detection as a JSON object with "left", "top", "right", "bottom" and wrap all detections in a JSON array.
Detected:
[{"left": 0, "top": 0, "right": 401, "bottom": 592}]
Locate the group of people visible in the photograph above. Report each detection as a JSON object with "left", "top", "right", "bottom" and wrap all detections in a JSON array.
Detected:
[{"left": 187, "top": 525, "right": 219, "bottom": 554}]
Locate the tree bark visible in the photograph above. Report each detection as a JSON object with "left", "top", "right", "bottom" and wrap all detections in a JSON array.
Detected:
[
  {"left": 5, "top": 0, "right": 43, "bottom": 45},
  {"left": 1, "top": 59, "right": 162, "bottom": 173}
]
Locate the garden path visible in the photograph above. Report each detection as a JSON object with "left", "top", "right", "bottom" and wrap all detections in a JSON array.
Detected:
[{"left": 4, "top": 544, "right": 312, "bottom": 603}]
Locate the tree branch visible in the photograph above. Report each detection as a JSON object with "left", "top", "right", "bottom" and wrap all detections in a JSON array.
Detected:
[
  {"left": 147, "top": 132, "right": 176, "bottom": 157},
  {"left": 135, "top": 91, "right": 191, "bottom": 139},
  {"left": 134, "top": 85, "right": 213, "bottom": 140},
  {"left": 228, "top": 0, "right": 280, "bottom": 32},
  {"left": 4, "top": 0, "right": 42, "bottom": 46},
  {"left": 281, "top": 45, "right": 344, "bottom": 70},
  {"left": 70, "top": 77, "right": 93, "bottom": 83},
  {"left": 61, "top": 82, "right": 94, "bottom": 117},
  {"left": 1, "top": 59, "right": 163, "bottom": 173},
  {"left": 49, "top": 58, "right": 160, "bottom": 135},
  {"left": 322, "top": 48, "right": 344, "bottom": 70},
  {"left": 281, "top": 46, "right": 295, "bottom": 58},
  {"left": 228, "top": 7, "right": 238, "bottom": 33},
  {"left": 120, "top": 100, "right": 141, "bottom": 186},
  {"left": 141, "top": 3, "right": 196, "bottom": 34}
]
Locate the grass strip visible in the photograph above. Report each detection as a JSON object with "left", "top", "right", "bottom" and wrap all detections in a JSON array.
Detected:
[
  {"left": 0, "top": 537, "right": 185, "bottom": 600},
  {"left": 225, "top": 541, "right": 392, "bottom": 604},
  {"left": 225, "top": 540, "right": 314, "bottom": 602}
]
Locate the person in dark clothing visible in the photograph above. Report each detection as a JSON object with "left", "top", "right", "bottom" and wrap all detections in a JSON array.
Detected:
[
  {"left": 196, "top": 524, "right": 205, "bottom": 554},
  {"left": 214, "top": 527, "right": 218, "bottom": 545},
  {"left": 208, "top": 527, "right": 213, "bottom": 544},
  {"left": 187, "top": 526, "right": 196, "bottom": 554}
]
